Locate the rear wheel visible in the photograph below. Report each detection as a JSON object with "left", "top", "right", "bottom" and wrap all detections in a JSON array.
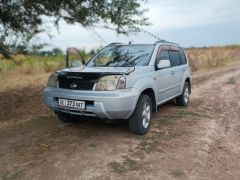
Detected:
[
  {"left": 129, "top": 94, "right": 152, "bottom": 135},
  {"left": 176, "top": 81, "right": 190, "bottom": 106}
]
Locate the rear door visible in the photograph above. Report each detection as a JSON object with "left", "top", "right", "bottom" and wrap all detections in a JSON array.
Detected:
[
  {"left": 155, "top": 45, "right": 177, "bottom": 103},
  {"left": 178, "top": 47, "right": 188, "bottom": 93},
  {"left": 169, "top": 46, "right": 188, "bottom": 95}
]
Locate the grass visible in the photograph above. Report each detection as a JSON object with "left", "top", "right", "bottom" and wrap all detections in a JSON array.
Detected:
[
  {"left": 193, "top": 75, "right": 211, "bottom": 85},
  {"left": 0, "top": 45, "right": 240, "bottom": 76},
  {"left": 0, "top": 73, "right": 49, "bottom": 92},
  {"left": 0, "top": 45, "right": 238, "bottom": 89},
  {"left": 109, "top": 155, "right": 138, "bottom": 174},
  {"left": 227, "top": 77, "right": 236, "bottom": 84},
  {"left": 137, "top": 129, "right": 189, "bottom": 152},
  {"left": 0, "top": 53, "right": 94, "bottom": 92},
  {"left": 137, "top": 135, "right": 159, "bottom": 153},
  {"left": 186, "top": 46, "right": 240, "bottom": 71},
  {"left": 170, "top": 169, "right": 185, "bottom": 178},
  {"left": 164, "top": 129, "right": 190, "bottom": 141},
  {"left": 0, "top": 54, "right": 64, "bottom": 92},
  {"left": 0, "top": 54, "right": 64, "bottom": 75},
  {"left": 157, "top": 110, "right": 200, "bottom": 126},
  {"left": 0, "top": 46, "right": 239, "bottom": 92},
  {"left": 115, "top": 109, "right": 197, "bottom": 174},
  {"left": 134, "top": 110, "right": 199, "bottom": 154}
]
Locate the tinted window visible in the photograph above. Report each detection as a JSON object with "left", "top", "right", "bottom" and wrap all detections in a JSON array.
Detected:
[
  {"left": 169, "top": 51, "right": 181, "bottom": 66},
  {"left": 179, "top": 48, "right": 187, "bottom": 64},
  {"left": 159, "top": 50, "right": 170, "bottom": 60},
  {"left": 156, "top": 50, "right": 170, "bottom": 65}
]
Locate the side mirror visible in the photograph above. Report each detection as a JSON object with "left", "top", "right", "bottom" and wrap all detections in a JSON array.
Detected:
[
  {"left": 71, "top": 60, "right": 83, "bottom": 67},
  {"left": 65, "top": 47, "right": 85, "bottom": 68},
  {"left": 157, "top": 59, "right": 170, "bottom": 69}
]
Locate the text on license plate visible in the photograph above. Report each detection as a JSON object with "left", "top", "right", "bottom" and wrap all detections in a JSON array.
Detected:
[{"left": 58, "top": 99, "right": 85, "bottom": 109}]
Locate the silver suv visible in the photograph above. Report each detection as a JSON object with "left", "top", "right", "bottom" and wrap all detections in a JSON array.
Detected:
[{"left": 43, "top": 41, "right": 191, "bottom": 135}]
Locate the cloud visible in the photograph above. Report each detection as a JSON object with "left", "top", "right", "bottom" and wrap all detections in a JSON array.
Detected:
[
  {"left": 39, "top": 0, "right": 240, "bottom": 50},
  {"left": 146, "top": 0, "right": 240, "bottom": 31}
]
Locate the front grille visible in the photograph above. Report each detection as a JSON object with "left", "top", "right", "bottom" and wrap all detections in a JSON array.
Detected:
[
  {"left": 58, "top": 72, "right": 101, "bottom": 90},
  {"left": 59, "top": 80, "right": 95, "bottom": 90}
]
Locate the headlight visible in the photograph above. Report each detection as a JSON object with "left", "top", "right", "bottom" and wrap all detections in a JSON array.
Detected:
[
  {"left": 47, "top": 72, "right": 58, "bottom": 87},
  {"left": 94, "top": 75, "right": 126, "bottom": 91}
]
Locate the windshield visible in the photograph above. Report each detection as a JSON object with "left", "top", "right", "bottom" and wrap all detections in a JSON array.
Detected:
[{"left": 87, "top": 45, "right": 154, "bottom": 67}]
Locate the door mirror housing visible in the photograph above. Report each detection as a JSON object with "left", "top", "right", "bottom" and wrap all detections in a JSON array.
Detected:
[
  {"left": 157, "top": 60, "right": 171, "bottom": 69},
  {"left": 65, "top": 47, "right": 85, "bottom": 68},
  {"left": 71, "top": 60, "right": 83, "bottom": 67}
]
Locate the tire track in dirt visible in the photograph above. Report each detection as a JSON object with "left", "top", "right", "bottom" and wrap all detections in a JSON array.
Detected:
[
  {"left": 185, "top": 64, "right": 240, "bottom": 179},
  {"left": 118, "top": 62, "right": 240, "bottom": 180}
]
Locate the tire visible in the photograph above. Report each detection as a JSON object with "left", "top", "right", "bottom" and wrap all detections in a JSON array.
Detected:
[
  {"left": 55, "top": 111, "right": 76, "bottom": 123},
  {"left": 129, "top": 94, "right": 152, "bottom": 135},
  {"left": 176, "top": 81, "right": 190, "bottom": 106}
]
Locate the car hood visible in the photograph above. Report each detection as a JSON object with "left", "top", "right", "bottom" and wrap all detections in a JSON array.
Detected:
[{"left": 62, "top": 66, "right": 135, "bottom": 74}]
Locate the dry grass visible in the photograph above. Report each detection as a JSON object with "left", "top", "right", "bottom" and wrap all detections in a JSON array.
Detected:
[
  {"left": 0, "top": 46, "right": 240, "bottom": 93},
  {"left": 109, "top": 155, "right": 138, "bottom": 174},
  {"left": 0, "top": 73, "right": 49, "bottom": 92},
  {"left": 0, "top": 54, "right": 64, "bottom": 75},
  {"left": 0, "top": 55, "right": 63, "bottom": 92},
  {"left": 186, "top": 46, "right": 240, "bottom": 71}
]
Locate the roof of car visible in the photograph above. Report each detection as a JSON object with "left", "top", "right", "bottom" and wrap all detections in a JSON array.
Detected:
[
  {"left": 107, "top": 40, "right": 179, "bottom": 47},
  {"left": 154, "top": 40, "right": 179, "bottom": 45}
]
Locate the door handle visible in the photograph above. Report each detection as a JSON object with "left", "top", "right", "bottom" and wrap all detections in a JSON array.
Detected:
[{"left": 171, "top": 70, "right": 175, "bottom": 75}]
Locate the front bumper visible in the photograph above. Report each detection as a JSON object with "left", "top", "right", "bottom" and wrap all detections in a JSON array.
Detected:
[{"left": 43, "top": 87, "right": 140, "bottom": 119}]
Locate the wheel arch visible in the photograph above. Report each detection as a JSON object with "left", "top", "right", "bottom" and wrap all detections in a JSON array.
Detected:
[
  {"left": 132, "top": 77, "right": 158, "bottom": 114},
  {"left": 185, "top": 77, "right": 191, "bottom": 94},
  {"left": 140, "top": 88, "right": 157, "bottom": 113}
]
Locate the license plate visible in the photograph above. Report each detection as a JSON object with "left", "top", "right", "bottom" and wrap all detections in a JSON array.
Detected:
[{"left": 58, "top": 98, "right": 85, "bottom": 109}]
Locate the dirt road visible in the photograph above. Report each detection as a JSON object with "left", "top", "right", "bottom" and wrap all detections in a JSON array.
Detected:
[{"left": 0, "top": 62, "right": 240, "bottom": 180}]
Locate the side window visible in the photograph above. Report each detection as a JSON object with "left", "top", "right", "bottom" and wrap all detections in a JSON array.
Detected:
[
  {"left": 156, "top": 49, "right": 170, "bottom": 65},
  {"left": 169, "top": 50, "right": 181, "bottom": 67},
  {"left": 159, "top": 50, "right": 170, "bottom": 60},
  {"left": 179, "top": 48, "right": 187, "bottom": 64}
]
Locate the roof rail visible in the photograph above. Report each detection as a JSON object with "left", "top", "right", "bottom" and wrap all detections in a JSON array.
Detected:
[
  {"left": 154, "top": 40, "right": 179, "bottom": 45},
  {"left": 107, "top": 42, "right": 124, "bottom": 46}
]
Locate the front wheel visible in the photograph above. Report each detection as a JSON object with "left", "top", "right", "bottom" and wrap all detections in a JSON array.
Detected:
[
  {"left": 176, "top": 81, "right": 190, "bottom": 106},
  {"left": 129, "top": 94, "right": 152, "bottom": 135}
]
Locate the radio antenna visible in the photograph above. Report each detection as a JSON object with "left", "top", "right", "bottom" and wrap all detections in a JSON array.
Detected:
[
  {"left": 141, "top": 29, "right": 178, "bottom": 45},
  {"left": 141, "top": 30, "right": 162, "bottom": 41}
]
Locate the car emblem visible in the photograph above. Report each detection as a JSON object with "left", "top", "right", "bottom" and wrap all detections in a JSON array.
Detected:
[{"left": 70, "top": 83, "right": 77, "bottom": 89}]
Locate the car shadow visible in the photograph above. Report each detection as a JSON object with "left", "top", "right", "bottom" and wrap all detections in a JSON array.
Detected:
[{"left": 61, "top": 100, "right": 178, "bottom": 134}]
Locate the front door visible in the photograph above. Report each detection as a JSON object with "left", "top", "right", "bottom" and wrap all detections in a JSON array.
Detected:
[{"left": 155, "top": 45, "right": 177, "bottom": 103}]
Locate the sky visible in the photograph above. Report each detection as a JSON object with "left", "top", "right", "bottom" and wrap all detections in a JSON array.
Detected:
[{"left": 40, "top": 0, "right": 240, "bottom": 51}]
